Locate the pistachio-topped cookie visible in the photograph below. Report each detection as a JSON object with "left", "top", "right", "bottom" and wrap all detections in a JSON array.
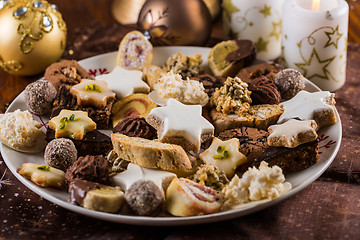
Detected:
[
  {"left": 199, "top": 137, "right": 247, "bottom": 178},
  {"left": 70, "top": 79, "right": 115, "bottom": 109},
  {"left": 49, "top": 109, "right": 96, "bottom": 140}
]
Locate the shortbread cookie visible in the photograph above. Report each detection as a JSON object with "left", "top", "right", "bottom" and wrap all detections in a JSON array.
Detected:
[
  {"left": 96, "top": 66, "right": 150, "bottom": 99},
  {"left": 210, "top": 104, "right": 284, "bottom": 132},
  {"left": 0, "top": 110, "right": 46, "bottom": 153},
  {"left": 208, "top": 39, "right": 256, "bottom": 77},
  {"left": 199, "top": 137, "right": 247, "bottom": 178},
  {"left": 116, "top": 30, "right": 153, "bottom": 70},
  {"left": 48, "top": 109, "right": 96, "bottom": 140},
  {"left": 165, "top": 178, "right": 223, "bottom": 217},
  {"left": 146, "top": 98, "right": 214, "bottom": 154},
  {"left": 111, "top": 93, "right": 157, "bottom": 128},
  {"left": 17, "top": 163, "right": 65, "bottom": 189},
  {"left": 111, "top": 133, "right": 193, "bottom": 171},
  {"left": 83, "top": 186, "right": 124, "bottom": 213},
  {"left": 277, "top": 90, "right": 337, "bottom": 129},
  {"left": 268, "top": 119, "right": 318, "bottom": 148},
  {"left": 70, "top": 79, "right": 116, "bottom": 109}
]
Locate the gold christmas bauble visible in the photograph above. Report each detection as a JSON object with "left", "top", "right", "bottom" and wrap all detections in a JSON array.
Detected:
[
  {"left": 137, "top": 0, "right": 212, "bottom": 46},
  {"left": 0, "top": 0, "right": 67, "bottom": 76},
  {"left": 111, "top": 0, "right": 146, "bottom": 25}
]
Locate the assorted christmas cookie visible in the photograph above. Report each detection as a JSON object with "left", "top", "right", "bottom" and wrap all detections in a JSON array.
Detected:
[
  {"left": 111, "top": 93, "right": 156, "bottom": 128},
  {"left": 95, "top": 66, "right": 150, "bottom": 99},
  {"left": 44, "top": 60, "right": 93, "bottom": 90},
  {"left": 277, "top": 90, "right": 338, "bottom": 129},
  {"left": 146, "top": 98, "right": 214, "bottom": 154},
  {"left": 208, "top": 39, "right": 256, "bottom": 77},
  {"left": 0, "top": 110, "right": 46, "bottom": 153},
  {"left": 17, "top": 163, "right": 65, "bottom": 189},
  {"left": 8, "top": 38, "right": 341, "bottom": 218},
  {"left": 116, "top": 30, "right": 153, "bottom": 70}
]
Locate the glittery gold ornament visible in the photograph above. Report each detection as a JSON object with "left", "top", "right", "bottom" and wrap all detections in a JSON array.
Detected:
[
  {"left": 0, "top": 0, "right": 67, "bottom": 76},
  {"left": 137, "top": 0, "right": 212, "bottom": 46}
]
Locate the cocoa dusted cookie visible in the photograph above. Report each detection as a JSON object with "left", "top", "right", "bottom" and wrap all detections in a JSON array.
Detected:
[
  {"left": 65, "top": 155, "right": 110, "bottom": 184},
  {"left": 44, "top": 60, "right": 93, "bottom": 90}
]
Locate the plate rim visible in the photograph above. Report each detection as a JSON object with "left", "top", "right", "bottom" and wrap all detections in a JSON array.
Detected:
[{"left": 1, "top": 46, "right": 342, "bottom": 226}]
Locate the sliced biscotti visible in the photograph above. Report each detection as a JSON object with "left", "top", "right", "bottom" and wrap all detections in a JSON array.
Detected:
[
  {"left": 111, "top": 133, "right": 193, "bottom": 171},
  {"left": 211, "top": 104, "right": 283, "bottom": 132}
]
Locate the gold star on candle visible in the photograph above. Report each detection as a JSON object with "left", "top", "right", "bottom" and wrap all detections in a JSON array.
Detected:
[
  {"left": 223, "top": 0, "right": 240, "bottom": 21},
  {"left": 324, "top": 25, "right": 343, "bottom": 49},
  {"left": 295, "top": 48, "right": 335, "bottom": 80},
  {"left": 269, "top": 20, "right": 282, "bottom": 40},
  {"left": 259, "top": 5, "right": 271, "bottom": 17},
  {"left": 254, "top": 37, "right": 269, "bottom": 53}
]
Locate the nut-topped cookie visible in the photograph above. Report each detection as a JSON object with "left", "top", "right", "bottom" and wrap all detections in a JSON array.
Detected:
[{"left": 70, "top": 79, "right": 116, "bottom": 109}]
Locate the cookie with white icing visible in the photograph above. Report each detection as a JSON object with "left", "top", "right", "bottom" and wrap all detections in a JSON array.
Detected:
[
  {"left": 277, "top": 90, "right": 337, "bottom": 129},
  {"left": 146, "top": 98, "right": 214, "bottom": 154},
  {"left": 267, "top": 119, "right": 318, "bottom": 148},
  {"left": 95, "top": 66, "right": 150, "bottom": 99}
]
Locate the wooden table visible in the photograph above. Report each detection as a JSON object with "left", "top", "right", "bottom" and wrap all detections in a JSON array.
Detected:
[{"left": 1, "top": 1, "right": 360, "bottom": 239}]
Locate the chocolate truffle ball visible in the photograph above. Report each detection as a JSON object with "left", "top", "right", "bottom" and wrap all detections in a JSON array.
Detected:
[
  {"left": 44, "top": 138, "right": 77, "bottom": 171},
  {"left": 24, "top": 80, "right": 57, "bottom": 115},
  {"left": 125, "top": 180, "right": 163, "bottom": 216},
  {"left": 274, "top": 69, "right": 305, "bottom": 100}
]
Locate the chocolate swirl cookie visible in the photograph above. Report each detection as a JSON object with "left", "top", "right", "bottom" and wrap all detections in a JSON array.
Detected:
[
  {"left": 113, "top": 116, "right": 157, "bottom": 140},
  {"left": 244, "top": 75, "right": 281, "bottom": 105}
]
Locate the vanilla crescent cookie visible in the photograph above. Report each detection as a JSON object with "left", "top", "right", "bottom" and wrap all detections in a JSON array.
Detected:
[{"left": 116, "top": 30, "right": 153, "bottom": 70}]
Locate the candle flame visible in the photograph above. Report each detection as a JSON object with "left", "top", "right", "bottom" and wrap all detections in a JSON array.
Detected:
[{"left": 312, "top": 0, "right": 320, "bottom": 11}]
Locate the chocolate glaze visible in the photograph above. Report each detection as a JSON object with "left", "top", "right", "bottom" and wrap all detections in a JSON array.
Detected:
[
  {"left": 68, "top": 179, "right": 106, "bottom": 205},
  {"left": 225, "top": 39, "right": 256, "bottom": 64},
  {"left": 255, "top": 139, "right": 319, "bottom": 173},
  {"left": 192, "top": 74, "right": 225, "bottom": 97},
  {"left": 244, "top": 75, "right": 281, "bottom": 105}
]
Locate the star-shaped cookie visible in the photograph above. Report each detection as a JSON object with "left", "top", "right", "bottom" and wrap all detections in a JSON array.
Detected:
[
  {"left": 95, "top": 66, "right": 150, "bottom": 99},
  {"left": 49, "top": 109, "right": 96, "bottom": 140},
  {"left": 111, "top": 163, "right": 176, "bottom": 196},
  {"left": 70, "top": 79, "right": 115, "bottom": 109},
  {"left": 146, "top": 98, "right": 214, "bottom": 154},
  {"left": 277, "top": 90, "right": 337, "bottom": 129}
]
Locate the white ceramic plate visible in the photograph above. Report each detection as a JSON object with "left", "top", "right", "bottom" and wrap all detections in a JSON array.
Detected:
[{"left": 1, "top": 47, "right": 342, "bottom": 226}]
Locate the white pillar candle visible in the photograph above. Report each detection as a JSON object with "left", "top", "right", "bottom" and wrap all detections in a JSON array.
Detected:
[
  {"left": 281, "top": 0, "right": 349, "bottom": 92},
  {"left": 223, "top": 0, "right": 285, "bottom": 61}
]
